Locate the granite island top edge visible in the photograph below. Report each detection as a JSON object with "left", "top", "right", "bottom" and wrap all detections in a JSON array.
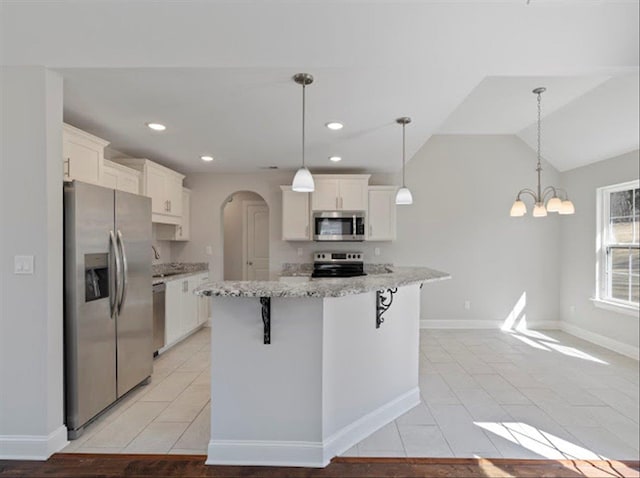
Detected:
[{"left": 194, "top": 267, "right": 451, "bottom": 298}]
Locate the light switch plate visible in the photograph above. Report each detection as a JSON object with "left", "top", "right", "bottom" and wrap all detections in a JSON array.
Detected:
[
  {"left": 205, "top": 245, "right": 213, "bottom": 255},
  {"left": 14, "top": 255, "right": 34, "bottom": 275}
]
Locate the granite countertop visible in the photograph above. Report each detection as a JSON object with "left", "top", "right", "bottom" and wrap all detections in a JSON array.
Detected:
[
  {"left": 152, "top": 262, "right": 208, "bottom": 285},
  {"left": 194, "top": 267, "right": 450, "bottom": 298}
]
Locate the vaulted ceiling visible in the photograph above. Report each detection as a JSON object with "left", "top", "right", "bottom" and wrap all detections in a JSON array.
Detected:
[{"left": 1, "top": 1, "right": 638, "bottom": 174}]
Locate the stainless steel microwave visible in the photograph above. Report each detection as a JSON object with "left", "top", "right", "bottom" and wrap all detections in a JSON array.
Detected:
[{"left": 313, "top": 211, "right": 366, "bottom": 241}]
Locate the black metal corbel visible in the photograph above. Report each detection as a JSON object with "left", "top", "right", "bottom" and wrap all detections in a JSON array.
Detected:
[
  {"left": 260, "top": 297, "right": 271, "bottom": 344},
  {"left": 376, "top": 288, "right": 397, "bottom": 328}
]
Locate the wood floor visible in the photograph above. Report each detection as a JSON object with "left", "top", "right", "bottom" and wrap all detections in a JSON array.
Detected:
[{"left": 1, "top": 454, "right": 638, "bottom": 478}]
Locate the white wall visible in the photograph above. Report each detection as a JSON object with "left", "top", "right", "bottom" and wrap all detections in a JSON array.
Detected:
[
  {"left": 175, "top": 135, "right": 561, "bottom": 327},
  {"left": 222, "top": 191, "right": 265, "bottom": 280},
  {"left": 559, "top": 150, "right": 640, "bottom": 351},
  {"left": 0, "top": 66, "right": 67, "bottom": 458}
]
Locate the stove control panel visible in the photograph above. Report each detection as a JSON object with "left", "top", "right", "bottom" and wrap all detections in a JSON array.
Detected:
[{"left": 314, "top": 252, "right": 363, "bottom": 263}]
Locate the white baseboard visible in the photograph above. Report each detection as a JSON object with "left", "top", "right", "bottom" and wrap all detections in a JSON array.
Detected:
[
  {"left": 322, "top": 387, "right": 420, "bottom": 463},
  {"left": 0, "top": 425, "right": 68, "bottom": 460},
  {"left": 561, "top": 322, "right": 639, "bottom": 361},
  {"left": 420, "top": 319, "right": 560, "bottom": 330},
  {"left": 206, "top": 387, "right": 420, "bottom": 467}
]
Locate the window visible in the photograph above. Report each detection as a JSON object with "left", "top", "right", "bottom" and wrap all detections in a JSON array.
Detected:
[{"left": 596, "top": 180, "right": 639, "bottom": 310}]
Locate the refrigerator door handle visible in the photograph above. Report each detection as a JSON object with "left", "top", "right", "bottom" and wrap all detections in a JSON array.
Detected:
[
  {"left": 116, "top": 230, "right": 129, "bottom": 315},
  {"left": 109, "top": 230, "right": 121, "bottom": 319}
]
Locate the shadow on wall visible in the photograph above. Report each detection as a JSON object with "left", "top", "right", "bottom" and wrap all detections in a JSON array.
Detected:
[{"left": 222, "top": 191, "right": 269, "bottom": 281}]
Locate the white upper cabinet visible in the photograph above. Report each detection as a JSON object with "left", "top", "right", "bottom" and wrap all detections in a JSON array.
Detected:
[
  {"left": 367, "top": 186, "right": 397, "bottom": 241},
  {"left": 101, "top": 159, "right": 140, "bottom": 194},
  {"left": 311, "top": 179, "right": 340, "bottom": 210},
  {"left": 62, "top": 123, "right": 109, "bottom": 185},
  {"left": 311, "top": 175, "right": 370, "bottom": 211},
  {"left": 112, "top": 158, "right": 185, "bottom": 224},
  {"left": 281, "top": 186, "right": 310, "bottom": 241},
  {"left": 155, "top": 188, "right": 191, "bottom": 241}
]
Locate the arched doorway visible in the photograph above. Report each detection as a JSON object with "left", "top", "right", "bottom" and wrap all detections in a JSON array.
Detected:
[{"left": 222, "top": 191, "right": 269, "bottom": 280}]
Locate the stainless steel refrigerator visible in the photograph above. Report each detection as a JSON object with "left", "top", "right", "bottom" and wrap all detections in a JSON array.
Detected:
[{"left": 64, "top": 180, "right": 153, "bottom": 439}]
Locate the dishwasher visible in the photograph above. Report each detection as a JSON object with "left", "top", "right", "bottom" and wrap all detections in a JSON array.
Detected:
[{"left": 152, "top": 282, "right": 166, "bottom": 356}]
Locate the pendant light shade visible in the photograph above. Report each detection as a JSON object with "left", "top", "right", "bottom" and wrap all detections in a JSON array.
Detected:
[
  {"left": 292, "top": 73, "right": 315, "bottom": 192},
  {"left": 395, "top": 187, "right": 413, "bottom": 205},
  {"left": 395, "top": 117, "right": 413, "bottom": 206},
  {"left": 292, "top": 167, "right": 314, "bottom": 192},
  {"left": 510, "top": 87, "right": 575, "bottom": 218},
  {"left": 546, "top": 196, "right": 562, "bottom": 213},
  {"left": 559, "top": 200, "right": 575, "bottom": 215},
  {"left": 533, "top": 203, "right": 547, "bottom": 218},
  {"left": 509, "top": 200, "right": 527, "bottom": 217}
]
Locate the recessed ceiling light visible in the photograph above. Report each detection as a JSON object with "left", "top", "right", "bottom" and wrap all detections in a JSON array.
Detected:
[
  {"left": 329, "top": 156, "right": 342, "bottom": 162},
  {"left": 146, "top": 122, "right": 166, "bottom": 131},
  {"left": 201, "top": 155, "right": 214, "bottom": 162},
  {"left": 325, "top": 122, "right": 343, "bottom": 131}
]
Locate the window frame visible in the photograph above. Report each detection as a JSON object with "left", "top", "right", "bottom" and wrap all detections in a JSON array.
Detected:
[{"left": 594, "top": 179, "right": 640, "bottom": 316}]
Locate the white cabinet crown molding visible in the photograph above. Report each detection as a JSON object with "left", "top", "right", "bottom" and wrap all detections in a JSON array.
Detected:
[{"left": 63, "top": 123, "right": 110, "bottom": 148}]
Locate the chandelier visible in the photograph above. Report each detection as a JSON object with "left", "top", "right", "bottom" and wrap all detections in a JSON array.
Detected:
[{"left": 510, "top": 87, "right": 575, "bottom": 217}]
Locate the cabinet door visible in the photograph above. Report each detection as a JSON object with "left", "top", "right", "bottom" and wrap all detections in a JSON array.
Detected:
[
  {"left": 177, "top": 189, "right": 190, "bottom": 240},
  {"left": 311, "top": 179, "right": 340, "bottom": 210},
  {"left": 282, "top": 188, "right": 310, "bottom": 240},
  {"left": 118, "top": 170, "right": 140, "bottom": 194},
  {"left": 367, "top": 187, "right": 396, "bottom": 241},
  {"left": 146, "top": 165, "right": 167, "bottom": 214},
  {"left": 182, "top": 278, "right": 198, "bottom": 334},
  {"left": 197, "top": 275, "right": 210, "bottom": 325},
  {"left": 101, "top": 164, "right": 119, "bottom": 189},
  {"left": 63, "top": 137, "right": 102, "bottom": 184},
  {"left": 165, "top": 280, "right": 183, "bottom": 345},
  {"left": 166, "top": 175, "right": 183, "bottom": 217},
  {"left": 339, "top": 179, "right": 368, "bottom": 211}
]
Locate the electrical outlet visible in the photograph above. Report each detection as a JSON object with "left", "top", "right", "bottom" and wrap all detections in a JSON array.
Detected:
[
  {"left": 14, "top": 255, "right": 34, "bottom": 275},
  {"left": 374, "top": 247, "right": 381, "bottom": 256},
  {"left": 569, "top": 305, "right": 576, "bottom": 315},
  {"left": 205, "top": 245, "right": 213, "bottom": 255},
  {"left": 297, "top": 248, "right": 303, "bottom": 257},
  {"left": 464, "top": 300, "right": 471, "bottom": 310}
]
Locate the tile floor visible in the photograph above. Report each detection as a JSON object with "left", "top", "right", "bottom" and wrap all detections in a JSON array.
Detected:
[{"left": 63, "top": 326, "right": 640, "bottom": 460}]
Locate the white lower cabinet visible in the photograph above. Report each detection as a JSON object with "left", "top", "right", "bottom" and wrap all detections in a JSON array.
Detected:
[
  {"left": 164, "top": 272, "right": 208, "bottom": 348},
  {"left": 197, "top": 275, "right": 210, "bottom": 325}
]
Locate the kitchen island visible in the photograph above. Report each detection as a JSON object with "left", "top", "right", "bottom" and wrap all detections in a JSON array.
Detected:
[{"left": 195, "top": 267, "right": 450, "bottom": 467}]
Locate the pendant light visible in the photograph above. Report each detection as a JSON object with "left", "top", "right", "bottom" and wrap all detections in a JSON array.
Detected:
[
  {"left": 510, "top": 87, "right": 575, "bottom": 217},
  {"left": 291, "top": 73, "right": 315, "bottom": 192},
  {"left": 395, "top": 117, "right": 413, "bottom": 205}
]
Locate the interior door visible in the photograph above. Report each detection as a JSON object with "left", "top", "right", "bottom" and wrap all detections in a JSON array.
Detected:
[
  {"left": 246, "top": 204, "right": 270, "bottom": 280},
  {"left": 115, "top": 190, "right": 153, "bottom": 397}
]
